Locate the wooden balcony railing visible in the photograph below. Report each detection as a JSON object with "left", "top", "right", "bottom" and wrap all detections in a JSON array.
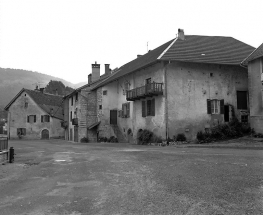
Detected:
[
  {"left": 72, "top": 118, "right": 78, "bottom": 126},
  {"left": 126, "top": 83, "right": 163, "bottom": 101}
]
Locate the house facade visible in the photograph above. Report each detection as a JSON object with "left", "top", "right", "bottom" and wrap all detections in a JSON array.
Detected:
[
  {"left": 63, "top": 63, "right": 111, "bottom": 142},
  {"left": 92, "top": 29, "right": 254, "bottom": 142},
  {"left": 242, "top": 43, "right": 263, "bottom": 133},
  {"left": 5, "top": 88, "right": 64, "bottom": 139}
]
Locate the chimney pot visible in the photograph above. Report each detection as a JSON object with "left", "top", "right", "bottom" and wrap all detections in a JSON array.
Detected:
[
  {"left": 105, "top": 64, "right": 111, "bottom": 76},
  {"left": 91, "top": 61, "right": 100, "bottom": 82},
  {"left": 178, "top": 28, "right": 185, "bottom": 40}
]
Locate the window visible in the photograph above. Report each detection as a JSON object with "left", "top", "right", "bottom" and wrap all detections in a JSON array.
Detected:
[
  {"left": 110, "top": 110, "right": 117, "bottom": 125},
  {"left": 241, "top": 115, "right": 248, "bottom": 123},
  {"left": 122, "top": 103, "right": 130, "bottom": 118},
  {"left": 103, "top": 90, "right": 107, "bottom": 95},
  {"left": 17, "top": 128, "right": 26, "bottom": 136},
  {"left": 41, "top": 115, "right": 50, "bottom": 122},
  {"left": 207, "top": 99, "right": 224, "bottom": 114},
  {"left": 25, "top": 102, "right": 28, "bottom": 108},
  {"left": 71, "top": 97, "right": 73, "bottom": 106},
  {"left": 74, "top": 108, "right": 78, "bottom": 118},
  {"left": 145, "top": 78, "right": 151, "bottom": 84},
  {"left": 27, "top": 115, "right": 36, "bottom": 123},
  {"left": 75, "top": 93, "right": 78, "bottom": 101},
  {"left": 142, "top": 99, "right": 155, "bottom": 117},
  {"left": 70, "top": 111, "right": 72, "bottom": 121},
  {"left": 237, "top": 91, "right": 248, "bottom": 110},
  {"left": 123, "top": 81, "right": 130, "bottom": 95},
  {"left": 99, "top": 105, "right": 102, "bottom": 110}
]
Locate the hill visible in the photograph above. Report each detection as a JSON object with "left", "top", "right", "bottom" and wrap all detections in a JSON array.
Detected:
[{"left": 0, "top": 68, "right": 87, "bottom": 110}]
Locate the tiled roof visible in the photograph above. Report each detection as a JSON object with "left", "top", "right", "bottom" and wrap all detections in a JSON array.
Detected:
[
  {"left": 5, "top": 89, "right": 63, "bottom": 120},
  {"left": 91, "top": 39, "right": 174, "bottom": 90},
  {"left": 241, "top": 43, "right": 263, "bottom": 65},
  {"left": 64, "top": 73, "right": 111, "bottom": 99},
  {"left": 160, "top": 35, "right": 255, "bottom": 65}
]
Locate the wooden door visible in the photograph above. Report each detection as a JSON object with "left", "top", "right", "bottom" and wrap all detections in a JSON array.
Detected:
[
  {"left": 110, "top": 110, "right": 117, "bottom": 125},
  {"left": 41, "top": 129, "right": 49, "bottom": 139},
  {"left": 70, "top": 128, "right": 73, "bottom": 141},
  {"left": 74, "top": 126, "right": 78, "bottom": 142}
]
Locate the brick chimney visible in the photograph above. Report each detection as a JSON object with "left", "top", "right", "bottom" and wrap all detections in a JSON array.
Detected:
[
  {"left": 88, "top": 74, "right": 92, "bottom": 84},
  {"left": 105, "top": 64, "right": 111, "bottom": 76},
  {"left": 92, "top": 61, "right": 100, "bottom": 82},
  {"left": 178, "top": 28, "right": 185, "bottom": 40}
]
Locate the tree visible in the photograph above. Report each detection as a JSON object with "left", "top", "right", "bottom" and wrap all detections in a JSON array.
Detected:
[{"left": 45, "top": 80, "right": 74, "bottom": 96}]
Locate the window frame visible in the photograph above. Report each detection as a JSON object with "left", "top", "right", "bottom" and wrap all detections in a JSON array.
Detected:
[
  {"left": 236, "top": 91, "right": 248, "bottom": 110},
  {"left": 207, "top": 99, "right": 224, "bottom": 115},
  {"left": 41, "top": 115, "right": 50, "bottom": 123},
  {"left": 27, "top": 115, "right": 36, "bottom": 123},
  {"left": 122, "top": 102, "right": 130, "bottom": 118},
  {"left": 142, "top": 98, "right": 155, "bottom": 117}
]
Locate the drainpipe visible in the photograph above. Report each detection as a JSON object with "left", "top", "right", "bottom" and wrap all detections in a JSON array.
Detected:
[{"left": 164, "top": 61, "right": 169, "bottom": 140}]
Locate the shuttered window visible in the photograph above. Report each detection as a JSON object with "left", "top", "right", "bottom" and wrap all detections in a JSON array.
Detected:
[
  {"left": 207, "top": 99, "right": 224, "bottom": 114},
  {"left": 27, "top": 115, "right": 36, "bottom": 123},
  {"left": 142, "top": 101, "right": 146, "bottom": 117},
  {"left": 122, "top": 103, "right": 130, "bottom": 118},
  {"left": 142, "top": 99, "right": 155, "bottom": 117},
  {"left": 41, "top": 115, "right": 50, "bottom": 122}
]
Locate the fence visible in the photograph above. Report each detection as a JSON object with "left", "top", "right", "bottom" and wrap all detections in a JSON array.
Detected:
[{"left": 0, "top": 137, "right": 8, "bottom": 151}]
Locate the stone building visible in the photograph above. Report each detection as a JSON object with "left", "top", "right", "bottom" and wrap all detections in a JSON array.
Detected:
[
  {"left": 91, "top": 29, "right": 255, "bottom": 142},
  {"left": 5, "top": 88, "right": 64, "bottom": 139},
  {"left": 241, "top": 43, "right": 263, "bottom": 133},
  {"left": 63, "top": 63, "right": 111, "bottom": 142}
]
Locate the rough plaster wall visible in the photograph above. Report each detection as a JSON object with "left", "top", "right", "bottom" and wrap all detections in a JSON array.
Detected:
[
  {"left": 97, "top": 62, "right": 166, "bottom": 142},
  {"left": 8, "top": 93, "right": 64, "bottom": 139},
  {"left": 86, "top": 91, "right": 97, "bottom": 142},
  {"left": 63, "top": 98, "right": 69, "bottom": 140},
  {"left": 166, "top": 61, "right": 248, "bottom": 140},
  {"left": 248, "top": 58, "right": 263, "bottom": 133}
]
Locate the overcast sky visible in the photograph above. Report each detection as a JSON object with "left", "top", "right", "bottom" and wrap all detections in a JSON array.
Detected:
[{"left": 0, "top": 0, "right": 262, "bottom": 84}]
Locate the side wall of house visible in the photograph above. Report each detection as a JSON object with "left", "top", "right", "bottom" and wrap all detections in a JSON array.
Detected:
[
  {"left": 248, "top": 57, "right": 263, "bottom": 133},
  {"left": 8, "top": 93, "right": 64, "bottom": 139},
  {"left": 97, "top": 62, "right": 166, "bottom": 143},
  {"left": 166, "top": 61, "right": 248, "bottom": 140}
]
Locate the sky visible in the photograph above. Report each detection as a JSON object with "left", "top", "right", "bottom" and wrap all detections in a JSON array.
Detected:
[{"left": 0, "top": 0, "right": 263, "bottom": 84}]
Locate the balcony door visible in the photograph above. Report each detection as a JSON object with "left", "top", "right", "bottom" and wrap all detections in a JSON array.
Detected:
[{"left": 110, "top": 110, "right": 117, "bottom": 125}]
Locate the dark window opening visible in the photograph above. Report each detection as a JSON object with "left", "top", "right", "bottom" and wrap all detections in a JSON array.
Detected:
[
  {"left": 103, "top": 90, "right": 107, "bottom": 95},
  {"left": 71, "top": 97, "right": 73, "bottom": 106},
  {"left": 70, "top": 111, "right": 72, "bottom": 121},
  {"left": 75, "top": 93, "right": 78, "bottom": 101},
  {"left": 224, "top": 105, "right": 230, "bottom": 122},
  {"left": 237, "top": 91, "right": 248, "bottom": 109},
  {"left": 27, "top": 115, "right": 36, "bottom": 123},
  {"left": 145, "top": 78, "right": 151, "bottom": 84},
  {"left": 17, "top": 128, "right": 26, "bottom": 136},
  {"left": 25, "top": 102, "right": 28, "bottom": 108},
  {"left": 41, "top": 115, "right": 50, "bottom": 122},
  {"left": 99, "top": 105, "right": 102, "bottom": 109}
]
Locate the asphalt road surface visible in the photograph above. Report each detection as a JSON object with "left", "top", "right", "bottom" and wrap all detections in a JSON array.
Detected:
[{"left": 0, "top": 140, "right": 263, "bottom": 215}]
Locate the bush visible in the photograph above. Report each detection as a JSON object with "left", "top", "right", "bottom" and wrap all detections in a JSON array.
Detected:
[
  {"left": 175, "top": 133, "right": 187, "bottom": 141},
  {"left": 80, "top": 137, "right": 89, "bottom": 143},
  {"left": 151, "top": 135, "right": 163, "bottom": 143},
  {"left": 109, "top": 136, "right": 116, "bottom": 143},
  {"left": 137, "top": 129, "right": 153, "bottom": 145},
  {"left": 196, "top": 117, "right": 253, "bottom": 143}
]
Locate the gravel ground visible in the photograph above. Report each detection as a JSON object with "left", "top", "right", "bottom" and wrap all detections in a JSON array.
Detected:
[{"left": 0, "top": 139, "right": 262, "bottom": 214}]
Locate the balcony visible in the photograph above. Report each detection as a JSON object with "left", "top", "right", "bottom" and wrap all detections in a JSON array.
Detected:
[
  {"left": 72, "top": 118, "right": 78, "bottom": 125},
  {"left": 126, "top": 83, "right": 163, "bottom": 101}
]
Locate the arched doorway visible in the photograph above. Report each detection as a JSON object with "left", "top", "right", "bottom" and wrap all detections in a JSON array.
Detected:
[{"left": 41, "top": 129, "right": 49, "bottom": 139}]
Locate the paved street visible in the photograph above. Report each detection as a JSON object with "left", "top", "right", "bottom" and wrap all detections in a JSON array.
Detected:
[{"left": 0, "top": 140, "right": 263, "bottom": 215}]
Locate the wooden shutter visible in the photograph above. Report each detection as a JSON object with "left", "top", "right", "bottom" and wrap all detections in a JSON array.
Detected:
[
  {"left": 41, "top": 115, "right": 43, "bottom": 122},
  {"left": 220, "top": 99, "right": 224, "bottom": 114},
  {"left": 127, "top": 103, "right": 130, "bottom": 118},
  {"left": 34, "top": 115, "right": 36, "bottom": 122},
  {"left": 151, "top": 99, "right": 155, "bottom": 116},
  {"left": 122, "top": 104, "right": 124, "bottom": 118},
  {"left": 47, "top": 116, "right": 50, "bottom": 122},
  {"left": 207, "top": 99, "right": 211, "bottom": 114},
  {"left": 142, "top": 101, "right": 146, "bottom": 117},
  {"left": 27, "top": 116, "right": 29, "bottom": 122}
]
